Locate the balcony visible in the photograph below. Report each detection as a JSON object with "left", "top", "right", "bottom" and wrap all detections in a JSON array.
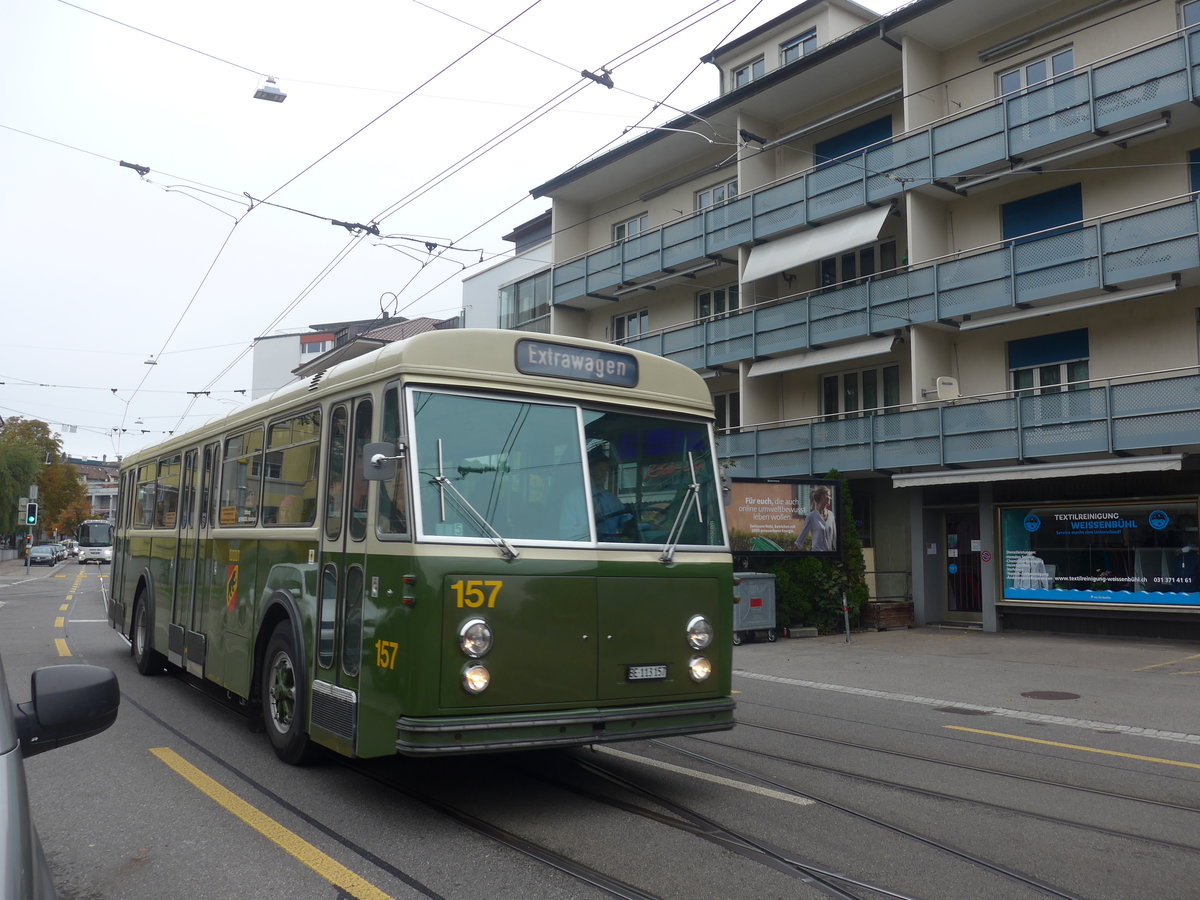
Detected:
[
  {"left": 719, "top": 369, "right": 1200, "bottom": 478},
  {"left": 624, "top": 194, "right": 1200, "bottom": 369},
  {"left": 552, "top": 26, "right": 1200, "bottom": 307}
]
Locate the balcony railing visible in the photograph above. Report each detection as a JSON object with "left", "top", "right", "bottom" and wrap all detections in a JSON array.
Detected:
[
  {"left": 718, "top": 369, "right": 1200, "bottom": 478},
  {"left": 624, "top": 193, "right": 1200, "bottom": 369},
  {"left": 552, "top": 26, "right": 1200, "bottom": 307}
]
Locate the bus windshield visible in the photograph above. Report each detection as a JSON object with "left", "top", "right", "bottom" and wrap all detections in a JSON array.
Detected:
[
  {"left": 78, "top": 520, "right": 113, "bottom": 548},
  {"left": 411, "top": 390, "right": 724, "bottom": 547}
]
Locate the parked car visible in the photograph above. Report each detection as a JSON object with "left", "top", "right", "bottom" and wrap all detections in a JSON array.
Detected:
[
  {"left": 2, "top": 654, "right": 119, "bottom": 898},
  {"left": 27, "top": 547, "right": 55, "bottom": 567}
]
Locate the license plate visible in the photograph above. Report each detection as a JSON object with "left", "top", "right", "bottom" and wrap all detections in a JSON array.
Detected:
[{"left": 627, "top": 664, "right": 667, "bottom": 681}]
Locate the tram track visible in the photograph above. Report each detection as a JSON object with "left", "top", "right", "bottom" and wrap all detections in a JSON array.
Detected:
[
  {"left": 546, "top": 745, "right": 1086, "bottom": 900},
  {"left": 721, "top": 719, "right": 1200, "bottom": 849}
]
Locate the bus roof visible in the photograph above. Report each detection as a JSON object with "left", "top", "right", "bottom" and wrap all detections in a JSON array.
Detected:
[{"left": 122, "top": 329, "right": 714, "bottom": 469}]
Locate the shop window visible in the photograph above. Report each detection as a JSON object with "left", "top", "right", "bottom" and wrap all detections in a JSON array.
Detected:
[
  {"left": 818, "top": 238, "right": 897, "bottom": 288},
  {"left": 713, "top": 391, "right": 741, "bottom": 432},
  {"left": 813, "top": 116, "right": 892, "bottom": 168},
  {"left": 997, "top": 47, "right": 1074, "bottom": 96},
  {"left": 780, "top": 29, "right": 816, "bottom": 65},
  {"left": 697, "top": 285, "right": 739, "bottom": 319},
  {"left": 613, "top": 309, "right": 648, "bottom": 342},
  {"left": 1008, "top": 329, "right": 1089, "bottom": 396},
  {"left": 1001, "top": 183, "right": 1082, "bottom": 244},
  {"left": 696, "top": 179, "right": 738, "bottom": 210},
  {"left": 733, "top": 58, "right": 764, "bottom": 89},
  {"left": 822, "top": 365, "right": 900, "bottom": 419},
  {"left": 613, "top": 213, "right": 648, "bottom": 242}
]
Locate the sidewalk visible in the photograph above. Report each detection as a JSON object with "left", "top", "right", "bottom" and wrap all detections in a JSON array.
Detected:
[{"left": 732, "top": 625, "right": 1200, "bottom": 740}]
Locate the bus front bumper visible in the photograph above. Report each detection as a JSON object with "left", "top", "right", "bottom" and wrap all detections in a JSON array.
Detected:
[{"left": 395, "top": 697, "right": 735, "bottom": 755}]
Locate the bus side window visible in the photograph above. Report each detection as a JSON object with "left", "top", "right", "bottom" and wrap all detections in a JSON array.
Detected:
[{"left": 377, "top": 386, "right": 408, "bottom": 537}]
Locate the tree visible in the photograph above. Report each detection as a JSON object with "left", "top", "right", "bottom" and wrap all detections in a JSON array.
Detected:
[
  {"left": 56, "top": 497, "right": 95, "bottom": 538},
  {"left": 37, "top": 462, "right": 86, "bottom": 537},
  {"left": 0, "top": 417, "right": 60, "bottom": 536}
]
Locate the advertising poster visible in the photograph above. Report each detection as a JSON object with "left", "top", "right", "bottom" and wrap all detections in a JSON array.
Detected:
[
  {"left": 727, "top": 478, "right": 840, "bottom": 560},
  {"left": 1000, "top": 500, "right": 1200, "bottom": 607}
]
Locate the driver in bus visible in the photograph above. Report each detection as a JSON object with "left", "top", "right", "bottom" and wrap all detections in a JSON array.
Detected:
[{"left": 588, "top": 448, "right": 633, "bottom": 539}]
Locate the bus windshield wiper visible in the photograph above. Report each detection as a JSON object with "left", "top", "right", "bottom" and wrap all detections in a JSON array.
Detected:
[
  {"left": 659, "top": 452, "right": 703, "bottom": 564},
  {"left": 433, "top": 439, "right": 519, "bottom": 560}
]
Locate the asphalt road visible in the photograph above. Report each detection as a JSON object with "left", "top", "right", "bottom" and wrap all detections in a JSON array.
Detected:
[{"left": 4, "top": 559, "right": 1199, "bottom": 899}]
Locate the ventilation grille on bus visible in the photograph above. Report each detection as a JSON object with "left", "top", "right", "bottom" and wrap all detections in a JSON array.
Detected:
[{"left": 308, "top": 371, "right": 327, "bottom": 392}]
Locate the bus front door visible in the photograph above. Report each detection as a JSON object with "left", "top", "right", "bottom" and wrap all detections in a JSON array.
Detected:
[{"left": 312, "top": 398, "right": 371, "bottom": 755}]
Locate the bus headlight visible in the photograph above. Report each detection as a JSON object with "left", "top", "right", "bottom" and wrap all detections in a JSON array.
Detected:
[
  {"left": 686, "top": 615, "right": 713, "bottom": 650},
  {"left": 688, "top": 656, "right": 712, "bottom": 682},
  {"left": 463, "top": 664, "right": 491, "bottom": 694},
  {"left": 459, "top": 618, "right": 493, "bottom": 658}
]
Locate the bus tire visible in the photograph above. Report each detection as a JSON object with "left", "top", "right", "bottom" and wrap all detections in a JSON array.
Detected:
[
  {"left": 731, "top": 631, "right": 742, "bottom": 646},
  {"left": 132, "top": 597, "right": 165, "bottom": 676},
  {"left": 262, "top": 621, "right": 313, "bottom": 765}
]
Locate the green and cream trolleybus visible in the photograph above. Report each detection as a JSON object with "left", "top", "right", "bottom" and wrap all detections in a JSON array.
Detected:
[{"left": 109, "top": 329, "right": 734, "bottom": 763}]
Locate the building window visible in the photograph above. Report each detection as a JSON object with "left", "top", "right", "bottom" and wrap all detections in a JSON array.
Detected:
[
  {"left": 780, "top": 29, "right": 816, "bottom": 65},
  {"left": 822, "top": 365, "right": 900, "bottom": 418},
  {"left": 301, "top": 341, "right": 329, "bottom": 355},
  {"left": 1009, "top": 329, "right": 1089, "bottom": 396},
  {"left": 1186, "top": 0, "right": 1200, "bottom": 29},
  {"left": 697, "top": 285, "right": 739, "bottom": 319},
  {"left": 997, "top": 47, "right": 1074, "bottom": 95},
  {"left": 696, "top": 179, "right": 738, "bottom": 210},
  {"left": 713, "top": 391, "right": 740, "bottom": 432},
  {"left": 1001, "top": 183, "right": 1082, "bottom": 244},
  {"left": 1189, "top": 148, "right": 1200, "bottom": 194},
  {"left": 613, "top": 213, "right": 648, "bottom": 242},
  {"left": 499, "top": 270, "right": 550, "bottom": 331},
  {"left": 819, "top": 239, "right": 897, "bottom": 288},
  {"left": 613, "top": 309, "right": 649, "bottom": 342},
  {"left": 732, "top": 57, "right": 764, "bottom": 89}
]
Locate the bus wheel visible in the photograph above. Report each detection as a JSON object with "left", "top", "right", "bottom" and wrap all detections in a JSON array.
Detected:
[
  {"left": 262, "top": 622, "right": 313, "bottom": 765},
  {"left": 731, "top": 631, "right": 742, "bottom": 646},
  {"left": 132, "top": 598, "right": 165, "bottom": 676}
]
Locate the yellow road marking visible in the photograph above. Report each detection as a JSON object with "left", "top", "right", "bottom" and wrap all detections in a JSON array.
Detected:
[
  {"left": 150, "top": 748, "right": 395, "bottom": 900},
  {"left": 1134, "top": 653, "right": 1200, "bottom": 672},
  {"left": 65, "top": 595, "right": 73, "bottom": 601},
  {"left": 945, "top": 726, "right": 1200, "bottom": 770},
  {"left": 55, "top": 638, "right": 71, "bottom": 657},
  {"left": 59, "top": 604, "right": 69, "bottom": 612},
  {"left": 54, "top": 617, "right": 64, "bottom": 628}
]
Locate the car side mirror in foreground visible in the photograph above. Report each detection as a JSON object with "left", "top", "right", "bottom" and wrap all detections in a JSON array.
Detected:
[{"left": 15, "top": 664, "right": 119, "bottom": 758}]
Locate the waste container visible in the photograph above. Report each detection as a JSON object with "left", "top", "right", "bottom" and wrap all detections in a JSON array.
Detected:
[{"left": 732, "top": 572, "right": 777, "bottom": 645}]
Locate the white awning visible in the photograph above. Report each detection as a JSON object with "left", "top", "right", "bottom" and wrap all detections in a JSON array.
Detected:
[
  {"left": 748, "top": 335, "right": 896, "bottom": 377},
  {"left": 742, "top": 205, "right": 891, "bottom": 283},
  {"left": 891, "top": 455, "right": 1184, "bottom": 488}
]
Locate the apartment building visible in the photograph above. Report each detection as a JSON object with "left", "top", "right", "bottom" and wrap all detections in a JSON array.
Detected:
[{"left": 526, "top": 0, "right": 1200, "bottom": 637}]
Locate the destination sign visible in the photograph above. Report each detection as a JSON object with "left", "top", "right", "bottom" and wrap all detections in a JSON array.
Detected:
[{"left": 515, "top": 339, "right": 639, "bottom": 387}]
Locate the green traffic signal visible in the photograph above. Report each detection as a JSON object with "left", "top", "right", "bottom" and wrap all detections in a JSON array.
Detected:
[{"left": 25, "top": 502, "right": 38, "bottom": 525}]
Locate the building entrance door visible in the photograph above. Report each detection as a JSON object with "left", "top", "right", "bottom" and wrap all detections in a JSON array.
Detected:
[{"left": 944, "top": 510, "right": 982, "bottom": 623}]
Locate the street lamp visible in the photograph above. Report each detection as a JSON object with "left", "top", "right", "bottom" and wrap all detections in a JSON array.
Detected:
[{"left": 254, "top": 76, "right": 287, "bottom": 103}]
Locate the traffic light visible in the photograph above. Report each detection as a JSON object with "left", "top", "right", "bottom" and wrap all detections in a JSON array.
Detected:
[{"left": 25, "top": 502, "right": 38, "bottom": 526}]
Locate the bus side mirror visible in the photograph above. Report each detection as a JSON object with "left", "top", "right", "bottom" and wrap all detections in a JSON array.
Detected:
[{"left": 363, "top": 442, "right": 402, "bottom": 481}]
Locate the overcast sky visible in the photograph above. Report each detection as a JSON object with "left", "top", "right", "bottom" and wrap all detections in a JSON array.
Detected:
[{"left": 1, "top": 0, "right": 904, "bottom": 463}]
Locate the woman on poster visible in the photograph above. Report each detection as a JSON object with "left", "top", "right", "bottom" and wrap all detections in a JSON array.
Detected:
[{"left": 794, "top": 484, "right": 836, "bottom": 552}]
